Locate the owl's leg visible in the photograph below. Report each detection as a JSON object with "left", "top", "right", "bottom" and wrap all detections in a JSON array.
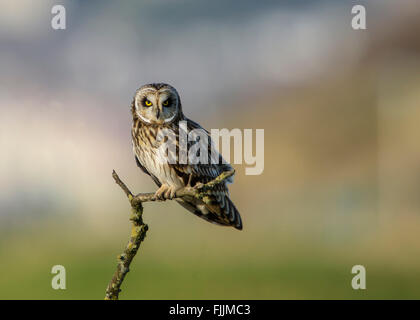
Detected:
[
  {"left": 154, "top": 184, "right": 181, "bottom": 200},
  {"left": 186, "top": 173, "right": 193, "bottom": 187}
]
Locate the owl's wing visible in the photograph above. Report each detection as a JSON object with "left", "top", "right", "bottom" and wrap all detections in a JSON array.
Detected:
[
  {"left": 172, "top": 118, "right": 242, "bottom": 230},
  {"left": 134, "top": 154, "right": 162, "bottom": 187},
  {"left": 172, "top": 118, "right": 233, "bottom": 180}
]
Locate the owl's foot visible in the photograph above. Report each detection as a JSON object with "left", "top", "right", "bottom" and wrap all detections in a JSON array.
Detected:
[
  {"left": 186, "top": 174, "right": 193, "bottom": 187},
  {"left": 154, "top": 184, "right": 180, "bottom": 200}
]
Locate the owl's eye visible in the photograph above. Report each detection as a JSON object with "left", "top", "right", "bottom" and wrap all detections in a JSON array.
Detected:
[
  {"left": 162, "top": 100, "right": 169, "bottom": 106},
  {"left": 144, "top": 99, "right": 152, "bottom": 107}
]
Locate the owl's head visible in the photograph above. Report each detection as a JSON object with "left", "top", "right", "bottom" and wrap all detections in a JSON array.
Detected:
[{"left": 132, "top": 83, "right": 183, "bottom": 125}]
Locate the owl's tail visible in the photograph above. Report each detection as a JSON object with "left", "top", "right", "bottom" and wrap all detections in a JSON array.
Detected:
[
  {"left": 176, "top": 195, "right": 243, "bottom": 230},
  {"left": 222, "top": 196, "right": 243, "bottom": 230}
]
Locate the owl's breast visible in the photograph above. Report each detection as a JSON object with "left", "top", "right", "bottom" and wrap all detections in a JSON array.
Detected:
[{"left": 132, "top": 125, "right": 184, "bottom": 188}]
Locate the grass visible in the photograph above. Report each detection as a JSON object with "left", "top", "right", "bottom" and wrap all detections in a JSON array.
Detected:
[{"left": 1, "top": 237, "right": 420, "bottom": 299}]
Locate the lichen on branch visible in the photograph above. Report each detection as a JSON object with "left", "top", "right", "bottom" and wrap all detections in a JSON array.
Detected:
[{"left": 104, "top": 169, "right": 234, "bottom": 300}]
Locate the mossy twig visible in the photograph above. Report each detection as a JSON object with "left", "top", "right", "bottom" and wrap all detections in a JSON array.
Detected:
[{"left": 104, "top": 169, "right": 234, "bottom": 300}]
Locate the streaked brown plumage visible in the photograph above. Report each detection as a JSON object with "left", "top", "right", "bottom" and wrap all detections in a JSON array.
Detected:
[{"left": 131, "top": 83, "right": 242, "bottom": 230}]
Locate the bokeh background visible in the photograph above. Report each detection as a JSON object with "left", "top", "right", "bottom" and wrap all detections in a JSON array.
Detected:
[{"left": 1, "top": 0, "right": 420, "bottom": 299}]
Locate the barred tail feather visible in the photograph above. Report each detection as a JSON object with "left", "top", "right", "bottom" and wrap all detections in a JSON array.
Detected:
[
  {"left": 224, "top": 196, "right": 242, "bottom": 230},
  {"left": 176, "top": 196, "right": 243, "bottom": 230}
]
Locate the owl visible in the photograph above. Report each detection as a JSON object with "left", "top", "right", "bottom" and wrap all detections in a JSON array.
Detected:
[{"left": 131, "top": 83, "right": 242, "bottom": 230}]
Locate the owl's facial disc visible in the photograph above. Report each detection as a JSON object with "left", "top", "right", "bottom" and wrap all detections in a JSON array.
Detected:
[{"left": 135, "top": 89, "right": 178, "bottom": 125}]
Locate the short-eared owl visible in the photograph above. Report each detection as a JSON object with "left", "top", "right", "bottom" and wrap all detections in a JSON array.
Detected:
[{"left": 131, "top": 83, "right": 242, "bottom": 230}]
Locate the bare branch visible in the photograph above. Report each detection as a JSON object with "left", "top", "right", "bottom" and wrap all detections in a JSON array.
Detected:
[
  {"left": 112, "top": 170, "right": 133, "bottom": 199},
  {"left": 105, "top": 169, "right": 235, "bottom": 300}
]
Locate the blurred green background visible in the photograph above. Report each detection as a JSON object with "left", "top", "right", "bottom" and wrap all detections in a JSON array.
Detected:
[{"left": 1, "top": 0, "right": 420, "bottom": 299}]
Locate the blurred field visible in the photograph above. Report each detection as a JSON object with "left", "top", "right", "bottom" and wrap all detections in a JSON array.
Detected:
[
  {"left": 2, "top": 64, "right": 420, "bottom": 299},
  {"left": 1, "top": 0, "right": 420, "bottom": 299},
  {"left": 2, "top": 216, "right": 420, "bottom": 299}
]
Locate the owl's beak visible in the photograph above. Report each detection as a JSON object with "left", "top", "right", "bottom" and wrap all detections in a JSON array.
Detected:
[{"left": 156, "top": 109, "right": 160, "bottom": 119}]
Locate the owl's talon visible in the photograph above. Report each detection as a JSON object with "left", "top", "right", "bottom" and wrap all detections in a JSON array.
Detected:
[
  {"left": 155, "top": 185, "right": 179, "bottom": 200},
  {"left": 169, "top": 186, "right": 180, "bottom": 199},
  {"left": 195, "top": 182, "right": 204, "bottom": 189},
  {"left": 154, "top": 184, "right": 168, "bottom": 200},
  {"left": 186, "top": 174, "right": 193, "bottom": 187},
  {"left": 164, "top": 189, "right": 171, "bottom": 199}
]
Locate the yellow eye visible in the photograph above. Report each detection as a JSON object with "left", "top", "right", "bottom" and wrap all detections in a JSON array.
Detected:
[
  {"left": 144, "top": 100, "right": 152, "bottom": 107},
  {"left": 163, "top": 100, "right": 169, "bottom": 106}
]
